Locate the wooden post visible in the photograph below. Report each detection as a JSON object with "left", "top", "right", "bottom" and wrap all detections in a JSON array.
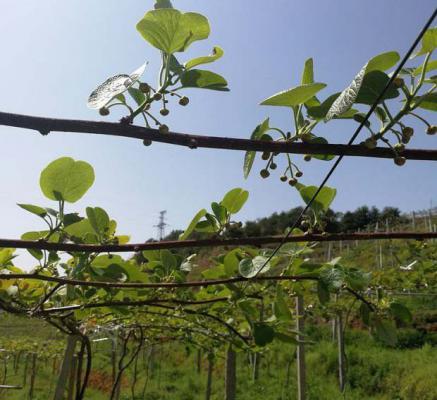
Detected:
[
  {"left": 296, "top": 296, "right": 306, "bottom": 400},
  {"left": 225, "top": 345, "right": 236, "bottom": 400},
  {"left": 337, "top": 313, "right": 346, "bottom": 392},
  {"left": 28, "top": 353, "right": 37, "bottom": 400},
  {"left": 197, "top": 349, "right": 202, "bottom": 375},
  {"left": 54, "top": 335, "right": 78, "bottom": 400},
  {"left": 205, "top": 354, "right": 213, "bottom": 400},
  {"left": 67, "top": 356, "right": 77, "bottom": 400}
]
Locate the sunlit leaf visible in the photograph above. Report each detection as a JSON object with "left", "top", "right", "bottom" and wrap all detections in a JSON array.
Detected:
[
  {"left": 261, "top": 83, "right": 326, "bottom": 108},
  {"left": 180, "top": 69, "right": 229, "bottom": 91},
  {"left": 220, "top": 188, "right": 249, "bottom": 214},
  {"left": 325, "top": 65, "right": 366, "bottom": 121},
  {"left": 185, "top": 46, "right": 224, "bottom": 70},
  {"left": 136, "top": 9, "right": 210, "bottom": 54},
  {"left": 40, "top": 157, "right": 95, "bottom": 203},
  {"left": 87, "top": 63, "right": 147, "bottom": 109}
]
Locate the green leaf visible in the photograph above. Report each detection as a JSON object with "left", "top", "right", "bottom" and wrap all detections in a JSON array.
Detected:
[
  {"left": 211, "top": 202, "right": 227, "bottom": 225},
  {"left": 412, "top": 59, "right": 437, "bottom": 76},
  {"left": 413, "top": 92, "right": 437, "bottom": 111},
  {"left": 353, "top": 112, "right": 371, "bottom": 127},
  {"left": 224, "top": 248, "right": 244, "bottom": 276},
  {"left": 412, "top": 27, "right": 437, "bottom": 57},
  {"left": 86, "top": 207, "right": 110, "bottom": 237},
  {"left": 194, "top": 219, "right": 217, "bottom": 233},
  {"left": 17, "top": 204, "right": 47, "bottom": 218},
  {"left": 161, "top": 250, "right": 177, "bottom": 272},
  {"left": 317, "top": 280, "right": 330, "bottom": 304},
  {"left": 389, "top": 302, "right": 412, "bottom": 324},
  {"left": 319, "top": 266, "right": 345, "bottom": 292},
  {"left": 127, "top": 87, "right": 146, "bottom": 105},
  {"left": 64, "top": 219, "right": 98, "bottom": 243},
  {"left": 301, "top": 58, "right": 314, "bottom": 85},
  {"left": 136, "top": 9, "right": 210, "bottom": 54},
  {"left": 185, "top": 46, "right": 224, "bottom": 70},
  {"left": 179, "top": 209, "right": 207, "bottom": 240},
  {"left": 180, "top": 69, "right": 229, "bottom": 91},
  {"left": 372, "top": 318, "right": 397, "bottom": 347},
  {"left": 307, "top": 93, "right": 339, "bottom": 120},
  {"left": 298, "top": 185, "right": 336, "bottom": 214},
  {"left": 243, "top": 118, "right": 270, "bottom": 179},
  {"left": 345, "top": 269, "right": 371, "bottom": 291},
  {"left": 239, "top": 256, "right": 270, "bottom": 278},
  {"left": 40, "top": 157, "right": 95, "bottom": 203},
  {"left": 366, "top": 51, "right": 400, "bottom": 72},
  {"left": 220, "top": 188, "right": 249, "bottom": 214},
  {"left": 325, "top": 65, "right": 366, "bottom": 121},
  {"left": 253, "top": 323, "right": 275, "bottom": 347},
  {"left": 355, "top": 71, "right": 400, "bottom": 105},
  {"left": 261, "top": 83, "right": 326, "bottom": 108},
  {"left": 274, "top": 286, "right": 292, "bottom": 321}
]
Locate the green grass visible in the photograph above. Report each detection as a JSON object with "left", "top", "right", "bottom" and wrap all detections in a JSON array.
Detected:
[{"left": 1, "top": 319, "right": 436, "bottom": 400}]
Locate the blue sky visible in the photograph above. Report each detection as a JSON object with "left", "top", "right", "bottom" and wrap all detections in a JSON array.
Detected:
[{"left": 0, "top": 0, "right": 436, "bottom": 256}]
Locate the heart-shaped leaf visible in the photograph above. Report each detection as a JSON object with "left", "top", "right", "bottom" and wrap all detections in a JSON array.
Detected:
[
  {"left": 298, "top": 185, "right": 336, "bottom": 214},
  {"left": 40, "top": 157, "right": 95, "bottom": 203},
  {"left": 136, "top": 9, "right": 210, "bottom": 54},
  {"left": 239, "top": 256, "right": 270, "bottom": 278}
]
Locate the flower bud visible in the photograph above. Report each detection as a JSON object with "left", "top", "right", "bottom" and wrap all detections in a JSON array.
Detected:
[
  {"left": 392, "top": 77, "right": 404, "bottom": 88},
  {"left": 160, "top": 108, "right": 169, "bottom": 116},
  {"left": 139, "top": 83, "right": 150, "bottom": 93},
  {"left": 394, "top": 156, "right": 406, "bottom": 166},
  {"left": 364, "top": 137, "right": 377, "bottom": 149},
  {"left": 402, "top": 127, "right": 414, "bottom": 137},
  {"left": 261, "top": 151, "right": 270, "bottom": 160},
  {"left": 159, "top": 124, "right": 169, "bottom": 134},
  {"left": 99, "top": 107, "right": 110, "bottom": 116},
  {"left": 426, "top": 125, "right": 437, "bottom": 135},
  {"left": 260, "top": 169, "right": 270, "bottom": 178},
  {"left": 179, "top": 96, "right": 189, "bottom": 106}
]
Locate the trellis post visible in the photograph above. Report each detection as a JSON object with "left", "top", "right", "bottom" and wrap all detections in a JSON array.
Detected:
[
  {"left": 225, "top": 345, "right": 236, "bottom": 400},
  {"left": 296, "top": 295, "right": 306, "bottom": 400},
  {"left": 54, "top": 335, "right": 79, "bottom": 400}
]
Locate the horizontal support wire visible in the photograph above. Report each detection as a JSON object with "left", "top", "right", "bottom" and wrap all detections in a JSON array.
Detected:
[
  {"left": 0, "top": 274, "right": 318, "bottom": 289},
  {"left": 0, "top": 231, "right": 434, "bottom": 253},
  {"left": 1, "top": 111, "right": 436, "bottom": 160}
]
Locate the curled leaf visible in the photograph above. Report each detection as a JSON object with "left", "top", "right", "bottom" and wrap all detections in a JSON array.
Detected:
[{"left": 87, "top": 62, "right": 147, "bottom": 109}]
